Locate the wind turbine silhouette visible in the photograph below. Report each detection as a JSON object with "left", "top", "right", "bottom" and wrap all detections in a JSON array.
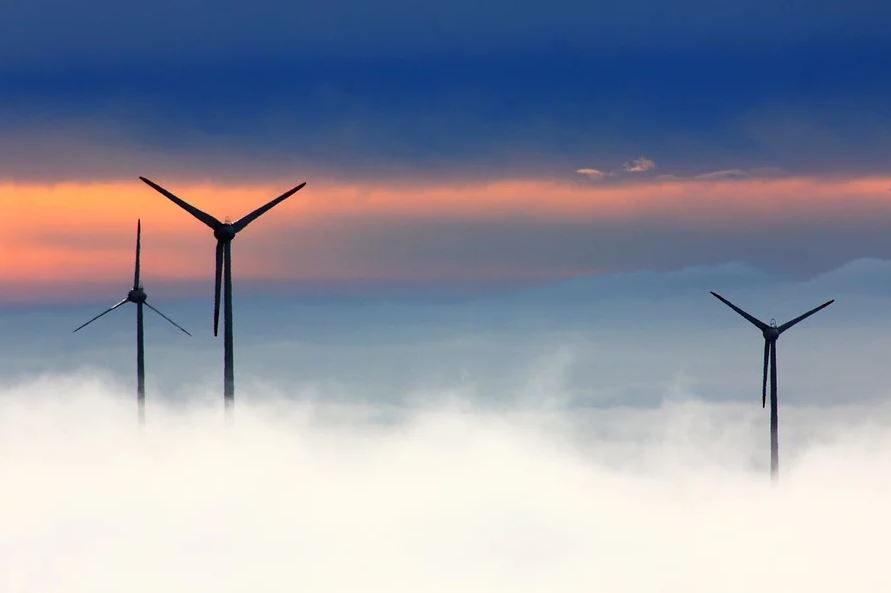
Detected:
[
  {"left": 74, "top": 220, "right": 191, "bottom": 423},
  {"left": 139, "top": 176, "right": 306, "bottom": 411},
  {"left": 711, "top": 292, "right": 833, "bottom": 479}
]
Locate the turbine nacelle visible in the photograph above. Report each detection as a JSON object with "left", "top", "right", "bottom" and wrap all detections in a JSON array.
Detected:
[
  {"left": 214, "top": 224, "right": 237, "bottom": 242},
  {"left": 128, "top": 288, "right": 147, "bottom": 304},
  {"left": 762, "top": 326, "right": 780, "bottom": 341}
]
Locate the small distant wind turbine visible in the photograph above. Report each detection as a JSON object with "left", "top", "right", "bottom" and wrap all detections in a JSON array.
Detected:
[
  {"left": 711, "top": 292, "right": 833, "bottom": 479},
  {"left": 74, "top": 220, "right": 191, "bottom": 423},
  {"left": 138, "top": 176, "right": 306, "bottom": 411}
]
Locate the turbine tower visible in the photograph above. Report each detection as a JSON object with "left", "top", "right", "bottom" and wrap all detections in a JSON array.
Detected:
[
  {"left": 74, "top": 220, "right": 191, "bottom": 423},
  {"left": 711, "top": 292, "right": 833, "bottom": 479},
  {"left": 139, "top": 176, "right": 306, "bottom": 411}
]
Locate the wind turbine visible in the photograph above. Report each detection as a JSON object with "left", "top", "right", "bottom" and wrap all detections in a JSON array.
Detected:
[
  {"left": 74, "top": 220, "right": 191, "bottom": 423},
  {"left": 711, "top": 292, "right": 833, "bottom": 479},
  {"left": 138, "top": 176, "right": 306, "bottom": 411}
]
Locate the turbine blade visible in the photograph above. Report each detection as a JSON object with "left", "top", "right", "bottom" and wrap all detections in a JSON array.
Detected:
[
  {"left": 139, "top": 177, "right": 222, "bottom": 230},
  {"left": 232, "top": 182, "right": 306, "bottom": 233},
  {"left": 710, "top": 292, "right": 769, "bottom": 331},
  {"left": 777, "top": 299, "right": 835, "bottom": 333},
  {"left": 134, "top": 219, "right": 142, "bottom": 289},
  {"left": 214, "top": 240, "right": 224, "bottom": 337},
  {"left": 145, "top": 301, "right": 192, "bottom": 336},
  {"left": 73, "top": 298, "right": 129, "bottom": 333},
  {"left": 762, "top": 339, "right": 770, "bottom": 408},
  {"left": 770, "top": 339, "right": 778, "bottom": 409}
]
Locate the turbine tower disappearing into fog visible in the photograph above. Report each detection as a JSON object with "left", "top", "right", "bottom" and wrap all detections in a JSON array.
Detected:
[
  {"left": 711, "top": 292, "right": 833, "bottom": 479},
  {"left": 74, "top": 220, "right": 191, "bottom": 423},
  {"left": 139, "top": 176, "right": 306, "bottom": 412}
]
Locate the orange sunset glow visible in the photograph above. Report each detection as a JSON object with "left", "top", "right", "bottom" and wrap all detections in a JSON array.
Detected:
[{"left": 3, "top": 175, "right": 891, "bottom": 296}]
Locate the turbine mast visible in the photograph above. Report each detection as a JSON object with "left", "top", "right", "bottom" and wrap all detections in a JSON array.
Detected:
[
  {"left": 224, "top": 240, "right": 235, "bottom": 410},
  {"left": 136, "top": 219, "right": 145, "bottom": 425},
  {"left": 137, "top": 301, "right": 145, "bottom": 425},
  {"left": 770, "top": 339, "right": 778, "bottom": 480}
]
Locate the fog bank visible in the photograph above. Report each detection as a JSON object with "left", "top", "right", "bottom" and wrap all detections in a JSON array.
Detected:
[{"left": 1, "top": 376, "right": 889, "bottom": 592}]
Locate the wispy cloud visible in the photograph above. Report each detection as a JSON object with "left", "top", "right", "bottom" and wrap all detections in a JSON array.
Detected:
[
  {"left": 693, "top": 168, "right": 751, "bottom": 180},
  {"left": 623, "top": 156, "right": 656, "bottom": 173},
  {"left": 578, "top": 162, "right": 785, "bottom": 184},
  {"left": 575, "top": 168, "right": 606, "bottom": 179},
  {"left": 575, "top": 156, "right": 657, "bottom": 180}
]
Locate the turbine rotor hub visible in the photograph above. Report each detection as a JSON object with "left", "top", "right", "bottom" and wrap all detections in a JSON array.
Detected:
[
  {"left": 763, "top": 327, "right": 780, "bottom": 340},
  {"left": 128, "top": 288, "right": 147, "bottom": 303},
  {"left": 214, "top": 224, "right": 236, "bottom": 241}
]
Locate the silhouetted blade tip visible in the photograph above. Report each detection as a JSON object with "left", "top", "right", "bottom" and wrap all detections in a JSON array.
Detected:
[
  {"left": 72, "top": 298, "right": 129, "bottom": 333},
  {"left": 145, "top": 301, "right": 192, "bottom": 336}
]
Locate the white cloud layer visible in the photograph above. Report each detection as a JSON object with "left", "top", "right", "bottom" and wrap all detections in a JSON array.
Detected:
[{"left": 2, "top": 376, "right": 891, "bottom": 592}]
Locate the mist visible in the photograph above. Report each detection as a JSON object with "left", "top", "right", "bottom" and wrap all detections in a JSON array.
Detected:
[
  {"left": 2, "top": 374, "right": 890, "bottom": 592},
  {"left": 3, "top": 262, "right": 891, "bottom": 591}
]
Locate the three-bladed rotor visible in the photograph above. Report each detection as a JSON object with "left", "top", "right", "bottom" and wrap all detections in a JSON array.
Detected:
[
  {"left": 73, "top": 220, "right": 191, "bottom": 336},
  {"left": 711, "top": 292, "right": 833, "bottom": 407},
  {"left": 139, "top": 177, "right": 306, "bottom": 336}
]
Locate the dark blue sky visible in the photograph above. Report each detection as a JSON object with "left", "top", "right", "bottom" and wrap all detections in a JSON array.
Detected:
[{"left": 2, "top": 0, "right": 890, "bottom": 180}]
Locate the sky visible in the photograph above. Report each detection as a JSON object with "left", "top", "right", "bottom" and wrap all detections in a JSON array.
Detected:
[
  {"left": 2, "top": 0, "right": 891, "bottom": 294},
  {"left": 1, "top": 0, "right": 888, "bottom": 403},
  {"left": 3, "top": 2, "right": 891, "bottom": 589},
  {"left": 2, "top": 0, "right": 891, "bottom": 295}
]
